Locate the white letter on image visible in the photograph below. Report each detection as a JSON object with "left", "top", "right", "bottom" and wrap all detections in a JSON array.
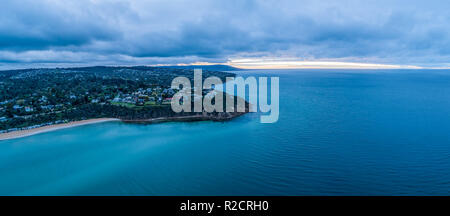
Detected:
[
  {"left": 259, "top": 77, "right": 279, "bottom": 123},
  {"left": 225, "top": 76, "right": 258, "bottom": 112},
  {"left": 203, "top": 77, "right": 224, "bottom": 112},
  {"left": 171, "top": 76, "right": 191, "bottom": 113},
  {"left": 194, "top": 69, "right": 203, "bottom": 112}
]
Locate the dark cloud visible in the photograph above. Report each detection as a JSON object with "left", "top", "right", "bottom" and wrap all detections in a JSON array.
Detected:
[
  {"left": 1, "top": 0, "right": 450, "bottom": 67},
  {"left": 0, "top": 0, "right": 125, "bottom": 50}
]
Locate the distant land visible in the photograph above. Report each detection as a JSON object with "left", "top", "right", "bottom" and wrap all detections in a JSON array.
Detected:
[
  {"left": 159, "top": 64, "right": 242, "bottom": 71},
  {"left": 0, "top": 66, "right": 248, "bottom": 136}
]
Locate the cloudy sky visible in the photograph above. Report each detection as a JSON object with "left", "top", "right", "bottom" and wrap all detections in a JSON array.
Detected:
[{"left": 1, "top": 0, "right": 450, "bottom": 69}]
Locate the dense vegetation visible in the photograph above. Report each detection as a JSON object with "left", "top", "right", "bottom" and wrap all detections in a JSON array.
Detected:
[{"left": 0, "top": 66, "right": 236, "bottom": 132}]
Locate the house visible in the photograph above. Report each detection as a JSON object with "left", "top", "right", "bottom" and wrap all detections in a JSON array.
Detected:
[
  {"left": 39, "top": 96, "right": 48, "bottom": 102},
  {"left": 25, "top": 106, "right": 34, "bottom": 112},
  {"left": 41, "top": 105, "right": 55, "bottom": 110},
  {"left": 163, "top": 88, "right": 175, "bottom": 95}
]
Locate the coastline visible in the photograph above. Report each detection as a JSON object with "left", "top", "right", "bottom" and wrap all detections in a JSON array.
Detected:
[
  {"left": 0, "top": 112, "right": 247, "bottom": 141},
  {"left": 122, "top": 112, "right": 247, "bottom": 124},
  {"left": 0, "top": 118, "right": 120, "bottom": 141},
  {"left": 0, "top": 93, "right": 249, "bottom": 141}
]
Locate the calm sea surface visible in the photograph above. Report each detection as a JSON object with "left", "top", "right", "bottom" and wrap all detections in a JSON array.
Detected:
[{"left": 2, "top": 69, "right": 450, "bottom": 195}]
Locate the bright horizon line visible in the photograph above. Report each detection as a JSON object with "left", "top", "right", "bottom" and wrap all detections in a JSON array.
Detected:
[{"left": 154, "top": 60, "right": 450, "bottom": 70}]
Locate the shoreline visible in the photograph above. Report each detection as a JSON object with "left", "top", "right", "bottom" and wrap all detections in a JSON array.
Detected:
[
  {"left": 0, "top": 112, "right": 247, "bottom": 141},
  {"left": 121, "top": 112, "right": 247, "bottom": 124},
  {"left": 0, "top": 118, "right": 120, "bottom": 141}
]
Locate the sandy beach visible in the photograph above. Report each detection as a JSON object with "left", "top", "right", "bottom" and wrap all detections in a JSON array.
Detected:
[{"left": 0, "top": 118, "right": 120, "bottom": 141}]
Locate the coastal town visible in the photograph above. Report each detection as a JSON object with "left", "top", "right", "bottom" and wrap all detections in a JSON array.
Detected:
[
  {"left": 0, "top": 66, "right": 237, "bottom": 133},
  {"left": 0, "top": 86, "right": 175, "bottom": 133}
]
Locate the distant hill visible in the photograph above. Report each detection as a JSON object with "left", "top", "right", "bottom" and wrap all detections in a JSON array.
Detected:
[{"left": 158, "top": 64, "right": 241, "bottom": 71}]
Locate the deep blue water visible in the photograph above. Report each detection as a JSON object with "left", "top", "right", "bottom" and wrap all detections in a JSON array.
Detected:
[{"left": 2, "top": 69, "right": 450, "bottom": 195}]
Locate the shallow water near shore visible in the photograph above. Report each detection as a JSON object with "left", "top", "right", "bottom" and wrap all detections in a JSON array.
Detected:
[{"left": 2, "top": 69, "right": 450, "bottom": 195}]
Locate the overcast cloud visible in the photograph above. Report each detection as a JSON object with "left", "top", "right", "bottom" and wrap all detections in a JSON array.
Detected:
[{"left": 1, "top": 0, "right": 450, "bottom": 68}]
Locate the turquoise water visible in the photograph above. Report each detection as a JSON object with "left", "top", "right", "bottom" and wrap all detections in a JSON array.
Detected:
[{"left": 2, "top": 69, "right": 450, "bottom": 195}]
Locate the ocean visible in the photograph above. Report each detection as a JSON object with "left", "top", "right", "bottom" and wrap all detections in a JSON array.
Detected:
[{"left": 1, "top": 69, "right": 450, "bottom": 195}]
